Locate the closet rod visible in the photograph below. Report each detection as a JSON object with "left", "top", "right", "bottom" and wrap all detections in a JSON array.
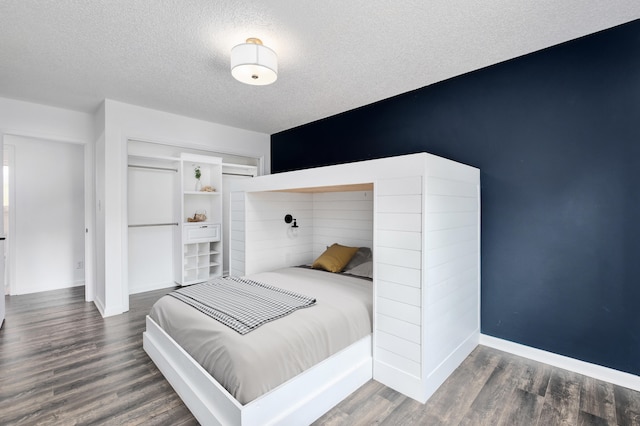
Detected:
[
  {"left": 128, "top": 164, "right": 178, "bottom": 172},
  {"left": 128, "top": 222, "right": 179, "bottom": 228},
  {"left": 223, "top": 172, "right": 256, "bottom": 177}
]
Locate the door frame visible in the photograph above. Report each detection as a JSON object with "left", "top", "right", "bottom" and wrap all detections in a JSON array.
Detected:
[
  {"left": 3, "top": 144, "right": 15, "bottom": 295},
  {"left": 1, "top": 132, "right": 93, "bottom": 298}
]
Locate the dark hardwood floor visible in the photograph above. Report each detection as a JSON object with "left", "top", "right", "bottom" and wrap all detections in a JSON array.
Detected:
[
  {"left": 1, "top": 286, "right": 639, "bottom": 425},
  {"left": 0, "top": 286, "right": 196, "bottom": 425}
]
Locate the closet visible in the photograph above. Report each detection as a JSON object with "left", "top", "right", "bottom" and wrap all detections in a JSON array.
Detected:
[
  {"left": 127, "top": 140, "right": 258, "bottom": 294},
  {"left": 127, "top": 154, "right": 179, "bottom": 294}
]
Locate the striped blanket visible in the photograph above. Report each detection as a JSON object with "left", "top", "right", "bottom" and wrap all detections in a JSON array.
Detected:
[{"left": 169, "top": 276, "right": 316, "bottom": 335}]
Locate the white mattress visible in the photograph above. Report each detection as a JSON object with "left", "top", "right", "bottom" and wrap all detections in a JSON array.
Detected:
[{"left": 149, "top": 267, "right": 373, "bottom": 404}]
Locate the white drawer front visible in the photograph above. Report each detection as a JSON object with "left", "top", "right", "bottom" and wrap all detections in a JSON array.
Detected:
[{"left": 184, "top": 223, "right": 220, "bottom": 243}]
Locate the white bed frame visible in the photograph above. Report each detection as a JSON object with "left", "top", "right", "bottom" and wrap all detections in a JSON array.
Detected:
[
  {"left": 144, "top": 152, "right": 480, "bottom": 423},
  {"left": 143, "top": 316, "right": 372, "bottom": 426}
]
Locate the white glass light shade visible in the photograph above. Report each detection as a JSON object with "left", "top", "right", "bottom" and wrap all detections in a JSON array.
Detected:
[{"left": 230, "top": 39, "right": 278, "bottom": 86}]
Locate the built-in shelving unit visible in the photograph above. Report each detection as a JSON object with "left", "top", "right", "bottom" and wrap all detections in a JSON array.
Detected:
[
  {"left": 175, "top": 153, "right": 223, "bottom": 285},
  {"left": 183, "top": 241, "right": 221, "bottom": 283}
]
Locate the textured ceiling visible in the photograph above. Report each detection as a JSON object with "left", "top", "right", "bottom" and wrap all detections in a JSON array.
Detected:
[{"left": 0, "top": 1, "right": 638, "bottom": 134}]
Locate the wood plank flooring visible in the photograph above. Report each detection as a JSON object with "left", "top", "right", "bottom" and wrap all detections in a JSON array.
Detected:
[
  {"left": 1, "top": 286, "right": 639, "bottom": 425},
  {"left": 0, "top": 286, "right": 196, "bottom": 425}
]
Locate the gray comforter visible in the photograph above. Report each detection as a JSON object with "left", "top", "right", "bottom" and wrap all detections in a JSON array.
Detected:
[{"left": 149, "top": 267, "right": 373, "bottom": 404}]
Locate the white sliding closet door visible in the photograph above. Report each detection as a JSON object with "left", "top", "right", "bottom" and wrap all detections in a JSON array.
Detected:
[{"left": 127, "top": 164, "right": 177, "bottom": 293}]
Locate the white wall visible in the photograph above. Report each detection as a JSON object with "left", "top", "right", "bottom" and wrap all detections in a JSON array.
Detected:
[
  {"left": 98, "top": 99, "right": 270, "bottom": 316},
  {"left": 312, "top": 191, "right": 373, "bottom": 258},
  {"left": 0, "top": 97, "right": 93, "bottom": 145},
  {"left": 0, "top": 97, "right": 94, "bottom": 299},
  {"left": 229, "top": 190, "right": 246, "bottom": 276},
  {"left": 92, "top": 102, "right": 105, "bottom": 310},
  {"left": 5, "top": 135, "right": 85, "bottom": 294},
  {"left": 244, "top": 191, "right": 314, "bottom": 275},
  {"left": 238, "top": 190, "right": 374, "bottom": 276}
]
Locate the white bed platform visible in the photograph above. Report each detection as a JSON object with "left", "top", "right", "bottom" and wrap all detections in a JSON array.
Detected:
[
  {"left": 143, "top": 316, "right": 372, "bottom": 426},
  {"left": 144, "top": 152, "right": 480, "bottom": 423}
]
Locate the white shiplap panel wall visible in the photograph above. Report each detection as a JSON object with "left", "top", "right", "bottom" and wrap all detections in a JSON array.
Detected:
[
  {"left": 230, "top": 191, "right": 374, "bottom": 276},
  {"left": 229, "top": 191, "right": 246, "bottom": 276},
  {"left": 374, "top": 176, "right": 424, "bottom": 395},
  {"left": 312, "top": 191, "right": 373, "bottom": 257},
  {"left": 424, "top": 176, "right": 480, "bottom": 374},
  {"left": 243, "top": 192, "right": 313, "bottom": 275}
]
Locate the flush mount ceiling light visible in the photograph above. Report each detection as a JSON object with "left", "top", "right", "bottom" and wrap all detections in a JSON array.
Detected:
[{"left": 230, "top": 38, "right": 278, "bottom": 86}]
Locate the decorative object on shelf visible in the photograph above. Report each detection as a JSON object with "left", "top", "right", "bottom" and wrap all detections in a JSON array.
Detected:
[
  {"left": 194, "top": 165, "right": 202, "bottom": 191},
  {"left": 188, "top": 210, "right": 207, "bottom": 222},
  {"left": 201, "top": 185, "right": 216, "bottom": 192},
  {"left": 230, "top": 38, "right": 278, "bottom": 86}
]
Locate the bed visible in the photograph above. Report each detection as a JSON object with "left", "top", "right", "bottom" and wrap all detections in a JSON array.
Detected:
[
  {"left": 144, "top": 265, "right": 374, "bottom": 425},
  {"left": 145, "top": 152, "right": 480, "bottom": 422}
]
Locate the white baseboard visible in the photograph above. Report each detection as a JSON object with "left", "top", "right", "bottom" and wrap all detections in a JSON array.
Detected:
[
  {"left": 480, "top": 334, "right": 640, "bottom": 392},
  {"left": 93, "top": 295, "right": 124, "bottom": 318},
  {"left": 14, "top": 280, "right": 85, "bottom": 295},
  {"left": 93, "top": 296, "right": 106, "bottom": 317}
]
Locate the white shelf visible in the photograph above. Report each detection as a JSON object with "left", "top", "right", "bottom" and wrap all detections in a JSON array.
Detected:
[
  {"left": 175, "top": 153, "right": 224, "bottom": 286},
  {"left": 183, "top": 221, "right": 217, "bottom": 226},
  {"left": 180, "top": 240, "right": 222, "bottom": 283},
  {"left": 184, "top": 191, "right": 220, "bottom": 196}
]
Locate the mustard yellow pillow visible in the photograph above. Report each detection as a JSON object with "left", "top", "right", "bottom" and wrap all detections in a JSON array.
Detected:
[{"left": 312, "top": 243, "right": 359, "bottom": 273}]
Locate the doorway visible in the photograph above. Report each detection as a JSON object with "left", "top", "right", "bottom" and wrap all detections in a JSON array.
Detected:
[
  {"left": 4, "top": 135, "right": 85, "bottom": 295},
  {"left": 3, "top": 144, "right": 12, "bottom": 296}
]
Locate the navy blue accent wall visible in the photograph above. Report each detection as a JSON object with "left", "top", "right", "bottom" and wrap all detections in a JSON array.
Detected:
[{"left": 271, "top": 20, "right": 640, "bottom": 375}]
